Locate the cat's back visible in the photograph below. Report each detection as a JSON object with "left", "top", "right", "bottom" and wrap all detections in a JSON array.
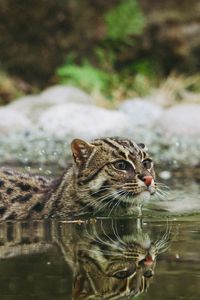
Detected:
[{"left": 0, "top": 167, "right": 51, "bottom": 220}]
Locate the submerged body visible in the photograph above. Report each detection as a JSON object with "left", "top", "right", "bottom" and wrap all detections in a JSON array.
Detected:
[{"left": 0, "top": 137, "right": 157, "bottom": 220}]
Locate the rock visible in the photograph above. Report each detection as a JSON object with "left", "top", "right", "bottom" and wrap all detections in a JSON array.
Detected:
[
  {"left": 1, "top": 93, "right": 200, "bottom": 169},
  {"left": 148, "top": 104, "right": 200, "bottom": 167},
  {"left": 8, "top": 86, "right": 93, "bottom": 121},
  {"left": 119, "top": 98, "right": 163, "bottom": 128},
  {"left": 156, "top": 104, "right": 200, "bottom": 137},
  {"left": 8, "top": 95, "right": 42, "bottom": 119},
  {"left": 0, "top": 107, "right": 32, "bottom": 134},
  {"left": 0, "top": 129, "right": 68, "bottom": 168},
  {"left": 40, "top": 85, "right": 93, "bottom": 104},
  {"left": 38, "top": 103, "right": 132, "bottom": 140}
]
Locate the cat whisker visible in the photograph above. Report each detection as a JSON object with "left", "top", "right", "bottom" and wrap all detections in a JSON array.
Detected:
[
  {"left": 157, "top": 188, "right": 170, "bottom": 195},
  {"left": 115, "top": 190, "right": 129, "bottom": 212},
  {"left": 93, "top": 192, "right": 115, "bottom": 212},
  {"left": 101, "top": 220, "right": 126, "bottom": 251},
  {"left": 111, "top": 220, "right": 127, "bottom": 247},
  {"left": 85, "top": 226, "right": 125, "bottom": 252},
  {"left": 86, "top": 249, "right": 122, "bottom": 257},
  {"left": 154, "top": 188, "right": 170, "bottom": 200},
  {"left": 154, "top": 220, "right": 172, "bottom": 253},
  {"left": 108, "top": 191, "right": 125, "bottom": 216},
  {"left": 74, "top": 188, "right": 116, "bottom": 214},
  {"left": 155, "top": 182, "right": 170, "bottom": 190},
  {"left": 94, "top": 190, "right": 123, "bottom": 215}
]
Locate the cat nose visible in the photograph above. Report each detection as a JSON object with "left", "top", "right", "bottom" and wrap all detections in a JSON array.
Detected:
[{"left": 141, "top": 175, "right": 153, "bottom": 186}]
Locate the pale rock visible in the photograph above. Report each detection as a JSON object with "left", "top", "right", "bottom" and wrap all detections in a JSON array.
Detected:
[
  {"left": 156, "top": 104, "right": 200, "bottom": 137},
  {"left": 8, "top": 85, "right": 93, "bottom": 121},
  {"left": 119, "top": 98, "right": 163, "bottom": 127},
  {"left": 0, "top": 108, "right": 32, "bottom": 134},
  {"left": 40, "top": 85, "right": 93, "bottom": 104},
  {"left": 38, "top": 103, "right": 132, "bottom": 139}
]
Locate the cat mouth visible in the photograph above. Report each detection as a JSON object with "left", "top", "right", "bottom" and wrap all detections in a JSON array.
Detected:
[
  {"left": 118, "top": 186, "right": 156, "bottom": 198},
  {"left": 113, "top": 188, "right": 156, "bottom": 205},
  {"left": 147, "top": 186, "right": 156, "bottom": 195}
]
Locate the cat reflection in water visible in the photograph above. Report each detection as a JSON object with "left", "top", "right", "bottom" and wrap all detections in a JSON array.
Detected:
[
  {"left": 61, "top": 220, "right": 170, "bottom": 299},
  {"left": 0, "top": 219, "right": 171, "bottom": 300}
]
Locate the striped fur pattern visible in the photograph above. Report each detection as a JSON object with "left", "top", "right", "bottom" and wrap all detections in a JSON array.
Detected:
[{"left": 0, "top": 137, "right": 157, "bottom": 220}]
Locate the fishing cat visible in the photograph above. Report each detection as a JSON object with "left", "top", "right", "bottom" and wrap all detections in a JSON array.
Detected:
[{"left": 0, "top": 137, "right": 157, "bottom": 220}]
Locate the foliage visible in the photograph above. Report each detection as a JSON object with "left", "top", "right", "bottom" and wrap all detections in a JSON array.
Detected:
[
  {"left": 132, "top": 59, "right": 156, "bottom": 78},
  {"left": 56, "top": 0, "right": 153, "bottom": 101},
  {"left": 105, "top": 0, "right": 145, "bottom": 41},
  {"left": 57, "top": 59, "right": 155, "bottom": 101},
  {"left": 1, "top": 0, "right": 200, "bottom": 89},
  {"left": 57, "top": 62, "right": 111, "bottom": 94}
]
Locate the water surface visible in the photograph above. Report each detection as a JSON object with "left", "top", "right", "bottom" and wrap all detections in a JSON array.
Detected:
[{"left": 0, "top": 173, "right": 200, "bottom": 300}]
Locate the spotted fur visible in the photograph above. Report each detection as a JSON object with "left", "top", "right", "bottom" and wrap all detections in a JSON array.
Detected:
[{"left": 0, "top": 137, "right": 157, "bottom": 220}]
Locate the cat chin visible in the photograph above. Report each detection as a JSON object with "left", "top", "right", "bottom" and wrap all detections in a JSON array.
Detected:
[{"left": 122, "top": 191, "right": 151, "bottom": 205}]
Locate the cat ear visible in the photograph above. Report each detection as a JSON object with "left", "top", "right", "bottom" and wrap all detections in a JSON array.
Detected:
[
  {"left": 73, "top": 273, "right": 86, "bottom": 300},
  {"left": 73, "top": 273, "right": 92, "bottom": 300},
  {"left": 137, "top": 143, "right": 148, "bottom": 152},
  {"left": 71, "top": 139, "right": 94, "bottom": 166}
]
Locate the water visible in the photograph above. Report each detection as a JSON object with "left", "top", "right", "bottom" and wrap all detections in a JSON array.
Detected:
[
  {"left": 0, "top": 172, "right": 200, "bottom": 300},
  {"left": 0, "top": 215, "right": 199, "bottom": 300}
]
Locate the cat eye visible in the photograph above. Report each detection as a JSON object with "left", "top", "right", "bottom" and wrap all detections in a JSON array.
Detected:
[
  {"left": 143, "top": 270, "right": 154, "bottom": 278},
  {"left": 113, "top": 160, "right": 133, "bottom": 172},
  {"left": 142, "top": 159, "right": 152, "bottom": 169},
  {"left": 113, "top": 267, "right": 136, "bottom": 279},
  {"left": 138, "top": 143, "right": 145, "bottom": 149}
]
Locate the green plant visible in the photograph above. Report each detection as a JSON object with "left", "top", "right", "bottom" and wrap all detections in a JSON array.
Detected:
[
  {"left": 57, "top": 59, "right": 155, "bottom": 100},
  {"left": 57, "top": 61, "right": 112, "bottom": 94},
  {"left": 132, "top": 59, "right": 156, "bottom": 78},
  {"left": 56, "top": 1, "right": 154, "bottom": 101},
  {"left": 104, "top": 0, "right": 145, "bottom": 42}
]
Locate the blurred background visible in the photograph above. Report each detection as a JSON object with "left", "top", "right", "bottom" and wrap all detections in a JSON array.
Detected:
[
  {"left": 0, "top": 0, "right": 200, "bottom": 102},
  {"left": 0, "top": 0, "right": 200, "bottom": 174}
]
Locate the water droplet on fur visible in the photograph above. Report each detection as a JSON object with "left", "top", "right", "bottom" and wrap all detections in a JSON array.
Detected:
[{"left": 45, "top": 170, "right": 52, "bottom": 175}]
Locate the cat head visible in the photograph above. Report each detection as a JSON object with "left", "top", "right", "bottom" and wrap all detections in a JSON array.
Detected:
[
  {"left": 73, "top": 256, "right": 155, "bottom": 300},
  {"left": 71, "top": 137, "right": 157, "bottom": 214}
]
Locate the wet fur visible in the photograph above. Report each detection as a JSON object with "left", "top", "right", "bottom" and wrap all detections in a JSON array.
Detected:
[{"left": 0, "top": 137, "right": 157, "bottom": 220}]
